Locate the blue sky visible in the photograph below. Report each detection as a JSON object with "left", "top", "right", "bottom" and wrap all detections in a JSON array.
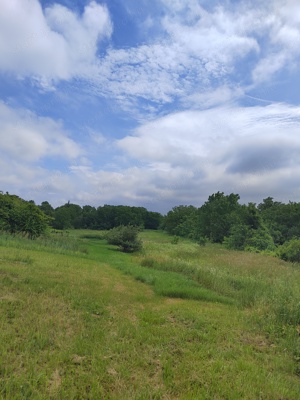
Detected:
[{"left": 1, "top": 0, "right": 300, "bottom": 213}]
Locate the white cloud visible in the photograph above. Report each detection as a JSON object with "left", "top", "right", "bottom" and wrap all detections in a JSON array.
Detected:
[
  {"left": 4, "top": 102, "right": 300, "bottom": 212},
  {"left": 162, "top": 6, "right": 259, "bottom": 66},
  {"left": 0, "top": 101, "right": 81, "bottom": 163},
  {"left": 1, "top": 0, "right": 299, "bottom": 111},
  {"left": 252, "top": 0, "right": 300, "bottom": 83},
  {"left": 119, "top": 103, "right": 300, "bottom": 164},
  {"left": 2, "top": 0, "right": 300, "bottom": 212},
  {"left": 89, "top": 2, "right": 260, "bottom": 110},
  {"left": 87, "top": 0, "right": 300, "bottom": 112},
  {"left": 0, "top": 0, "right": 112, "bottom": 83},
  {"left": 114, "top": 103, "right": 300, "bottom": 209}
]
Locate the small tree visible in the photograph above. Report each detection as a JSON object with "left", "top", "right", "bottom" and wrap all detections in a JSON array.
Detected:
[
  {"left": 106, "top": 225, "right": 142, "bottom": 253},
  {"left": 20, "top": 202, "right": 50, "bottom": 239}
]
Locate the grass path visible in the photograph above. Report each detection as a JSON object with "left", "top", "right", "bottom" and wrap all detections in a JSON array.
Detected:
[{"left": 0, "top": 232, "right": 300, "bottom": 398}]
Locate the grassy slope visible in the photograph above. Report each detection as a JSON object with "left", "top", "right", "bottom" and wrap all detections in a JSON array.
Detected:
[{"left": 0, "top": 230, "right": 300, "bottom": 399}]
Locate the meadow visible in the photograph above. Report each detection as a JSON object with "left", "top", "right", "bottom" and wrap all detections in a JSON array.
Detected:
[{"left": 0, "top": 230, "right": 300, "bottom": 399}]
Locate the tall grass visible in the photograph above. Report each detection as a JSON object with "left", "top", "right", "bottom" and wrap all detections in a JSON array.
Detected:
[
  {"left": 1, "top": 229, "right": 300, "bottom": 398},
  {"left": 140, "top": 256, "right": 268, "bottom": 306},
  {"left": 0, "top": 231, "right": 88, "bottom": 255},
  {"left": 136, "top": 232, "right": 300, "bottom": 354}
]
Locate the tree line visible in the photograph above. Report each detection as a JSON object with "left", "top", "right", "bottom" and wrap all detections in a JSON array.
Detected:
[
  {"left": 0, "top": 192, "right": 162, "bottom": 240},
  {"left": 39, "top": 201, "right": 162, "bottom": 231},
  {"left": 2, "top": 190, "right": 300, "bottom": 261}
]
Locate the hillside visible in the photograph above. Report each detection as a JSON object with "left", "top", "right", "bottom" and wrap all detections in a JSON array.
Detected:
[{"left": 1, "top": 230, "right": 300, "bottom": 399}]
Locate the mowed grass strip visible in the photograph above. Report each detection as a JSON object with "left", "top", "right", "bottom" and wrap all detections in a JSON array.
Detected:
[{"left": 0, "top": 234, "right": 299, "bottom": 398}]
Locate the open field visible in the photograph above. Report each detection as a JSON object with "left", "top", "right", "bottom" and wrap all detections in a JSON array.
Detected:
[{"left": 1, "top": 230, "right": 300, "bottom": 399}]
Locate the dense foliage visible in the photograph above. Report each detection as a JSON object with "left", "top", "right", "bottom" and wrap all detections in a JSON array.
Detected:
[
  {"left": 44, "top": 203, "right": 162, "bottom": 231},
  {"left": 0, "top": 192, "right": 49, "bottom": 239},
  {"left": 277, "top": 239, "right": 300, "bottom": 262},
  {"left": 161, "top": 192, "right": 300, "bottom": 257}
]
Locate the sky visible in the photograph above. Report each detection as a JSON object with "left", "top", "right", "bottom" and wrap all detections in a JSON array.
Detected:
[{"left": 1, "top": 0, "right": 300, "bottom": 213}]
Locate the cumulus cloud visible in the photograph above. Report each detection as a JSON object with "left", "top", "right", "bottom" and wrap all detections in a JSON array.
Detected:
[
  {"left": 0, "top": 0, "right": 112, "bottom": 83},
  {"left": 0, "top": 100, "right": 84, "bottom": 203},
  {"left": 2, "top": 0, "right": 300, "bottom": 211},
  {"left": 0, "top": 102, "right": 81, "bottom": 162},
  {"left": 252, "top": 0, "right": 300, "bottom": 83},
  {"left": 114, "top": 103, "right": 300, "bottom": 209},
  {"left": 5, "top": 102, "right": 300, "bottom": 212},
  {"left": 224, "top": 139, "right": 300, "bottom": 174}
]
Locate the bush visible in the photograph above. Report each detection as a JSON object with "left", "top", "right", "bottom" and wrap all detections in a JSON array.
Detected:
[
  {"left": 245, "top": 227, "right": 275, "bottom": 251},
  {"left": 224, "top": 224, "right": 248, "bottom": 250},
  {"left": 198, "top": 236, "right": 207, "bottom": 246},
  {"left": 106, "top": 225, "right": 142, "bottom": 253},
  {"left": 224, "top": 224, "right": 275, "bottom": 252},
  {"left": 277, "top": 239, "right": 300, "bottom": 262}
]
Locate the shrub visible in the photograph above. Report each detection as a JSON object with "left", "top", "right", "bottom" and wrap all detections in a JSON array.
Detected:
[
  {"left": 245, "top": 226, "right": 276, "bottom": 251},
  {"left": 198, "top": 236, "right": 207, "bottom": 246},
  {"left": 277, "top": 239, "right": 300, "bottom": 262},
  {"left": 224, "top": 224, "right": 275, "bottom": 252},
  {"left": 106, "top": 225, "right": 142, "bottom": 253},
  {"left": 224, "top": 224, "right": 249, "bottom": 250}
]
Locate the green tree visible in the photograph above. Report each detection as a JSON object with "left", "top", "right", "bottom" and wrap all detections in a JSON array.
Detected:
[
  {"left": 81, "top": 205, "right": 97, "bottom": 229},
  {"left": 162, "top": 205, "right": 197, "bottom": 236},
  {"left": 197, "top": 192, "right": 240, "bottom": 243},
  {"left": 39, "top": 201, "right": 54, "bottom": 217},
  {"left": 224, "top": 202, "right": 275, "bottom": 252},
  {"left": 144, "top": 211, "right": 162, "bottom": 230},
  {"left": 0, "top": 193, "right": 49, "bottom": 238},
  {"left": 19, "top": 202, "right": 50, "bottom": 239},
  {"left": 223, "top": 224, "right": 249, "bottom": 250},
  {"left": 96, "top": 205, "right": 160, "bottom": 230},
  {"left": 258, "top": 198, "right": 300, "bottom": 244},
  {"left": 53, "top": 203, "right": 82, "bottom": 229}
]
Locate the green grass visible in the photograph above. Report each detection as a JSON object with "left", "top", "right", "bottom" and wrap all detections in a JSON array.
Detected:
[{"left": 0, "top": 229, "right": 300, "bottom": 398}]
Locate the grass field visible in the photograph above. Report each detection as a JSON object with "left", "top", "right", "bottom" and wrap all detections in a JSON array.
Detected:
[{"left": 1, "top": 230, "right": 300, "bottom": 399}]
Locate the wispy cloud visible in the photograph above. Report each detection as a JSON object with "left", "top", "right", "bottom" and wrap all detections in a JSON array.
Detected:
[{"left": 2, "top": 0, "right": 300, "bottom": 111}]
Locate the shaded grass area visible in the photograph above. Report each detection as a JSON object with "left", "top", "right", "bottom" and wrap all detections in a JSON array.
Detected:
[{"left": 1, "top": 230, "right": 300, "bottom": 398}]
